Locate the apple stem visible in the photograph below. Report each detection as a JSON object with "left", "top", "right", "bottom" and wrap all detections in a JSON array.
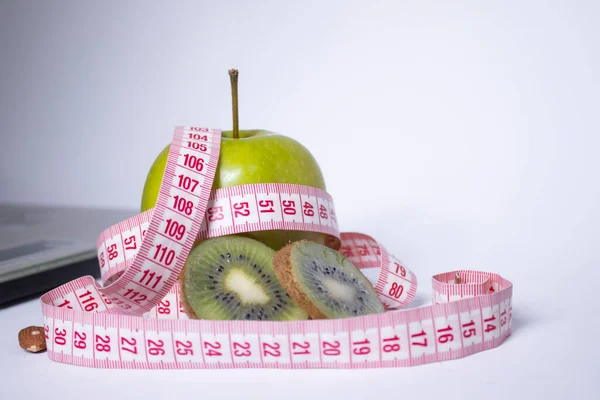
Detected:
[{"left": 229, "top": 69, "right": 239, "bottom": 139}]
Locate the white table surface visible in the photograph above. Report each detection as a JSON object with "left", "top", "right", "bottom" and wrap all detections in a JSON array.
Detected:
[{"left": 1, "top": 240, "right": 596, "bottom": 400}]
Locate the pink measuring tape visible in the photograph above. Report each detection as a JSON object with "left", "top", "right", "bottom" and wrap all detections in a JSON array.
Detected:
[{"left": 38, "top": 127, "right": 513, "bottom": 369}]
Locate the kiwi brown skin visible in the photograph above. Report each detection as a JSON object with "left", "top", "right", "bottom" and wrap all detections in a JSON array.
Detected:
[
  {"left": 272, "top": 240, "right": 328, "bottom": 319},
  {"left": 178, "top": 277, "right": 200, "bottom": 319},
  {"left": 174, "top": 240, "right": 198, "bottom": 319}
]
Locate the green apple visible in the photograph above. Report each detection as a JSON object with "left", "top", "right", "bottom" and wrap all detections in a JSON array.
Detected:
[{"left": 140, "top": 70, "right": 339, "bottom": 251}]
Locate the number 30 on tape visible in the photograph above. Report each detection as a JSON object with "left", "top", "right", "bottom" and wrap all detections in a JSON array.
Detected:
[{"left": 38, "top": 126, "right": 513, "bottom": 369}]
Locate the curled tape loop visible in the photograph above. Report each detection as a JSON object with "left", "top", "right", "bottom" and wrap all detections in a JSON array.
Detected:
[{"left": 38, "top": 126, "right": 513, "bottom": 369}]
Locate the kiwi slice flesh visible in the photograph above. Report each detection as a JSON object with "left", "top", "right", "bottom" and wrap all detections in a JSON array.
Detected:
[
  {"left": 273, "top": 240, "right": 385, "bottom": 319},
  {"left": 181, "top": 235, "right": 308, "bottom": 321}
]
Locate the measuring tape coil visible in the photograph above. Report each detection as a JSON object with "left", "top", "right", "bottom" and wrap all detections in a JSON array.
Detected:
[{"left": 39, "top": 127, "right": 513, "bottom": 369}]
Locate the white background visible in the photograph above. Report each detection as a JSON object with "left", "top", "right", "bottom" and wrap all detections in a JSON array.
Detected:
[{"left": 1, "top": 0, "right": 599, "bottom": 398}]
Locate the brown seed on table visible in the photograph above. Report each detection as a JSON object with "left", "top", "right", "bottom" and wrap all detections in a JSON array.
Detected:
[
  {"left": 454, "top": 273, "right": 462, "bottom": 284},
  {"left": 18, "top": 326, "right": 47, "bottom": 353}
]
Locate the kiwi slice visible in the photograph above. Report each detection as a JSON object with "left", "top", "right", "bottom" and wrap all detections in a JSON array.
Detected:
[
  {"left": 181, "top": 235, "right": 308, "bottom": 321},
  {"left": 272, "top": 240, "right": 385, "bottom": 319}
]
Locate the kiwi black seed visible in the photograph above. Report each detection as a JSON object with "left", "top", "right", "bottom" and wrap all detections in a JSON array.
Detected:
[
  {"left": 180, "top": 235, "right": 308, "bottom": 321},
  {"left": 272, "top": 240, "right": 385, "bottom": 319}
]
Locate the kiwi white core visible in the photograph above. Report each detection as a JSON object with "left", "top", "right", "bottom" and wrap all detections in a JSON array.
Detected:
[
  {"left": 322, "top": 278, "right": 355, "bottom": 302},
  {"left": 225, "top": 269, "right": 269, "bottom": 305}
]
